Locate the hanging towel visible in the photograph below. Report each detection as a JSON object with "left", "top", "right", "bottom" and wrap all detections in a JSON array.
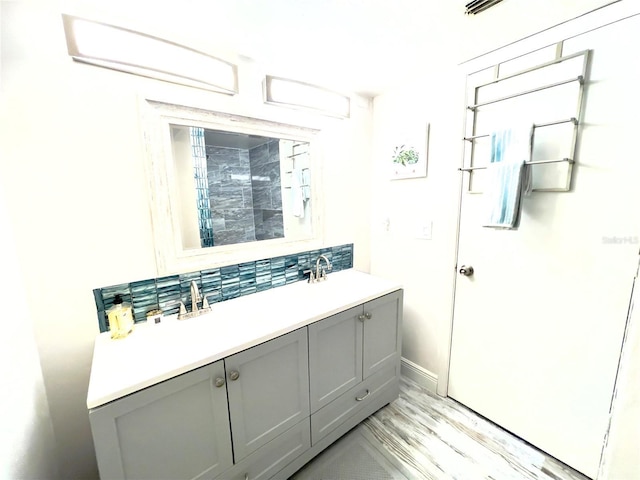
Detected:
[
  {"left": 301, "top": 168, "right": 311, "bottom": 201},
  {"left": 291, "top": 167, "right": 305, "bottom": 218},
  {"left": 483, "top": 125, "right": 533, "bottom": 229}
]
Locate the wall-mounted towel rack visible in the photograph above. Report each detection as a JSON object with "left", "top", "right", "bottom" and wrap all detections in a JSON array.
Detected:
[
  {"left": 283, "top": 142, "right": 310, "bottom": 190},
  {"left": 283, "top": 167, "right": 310, "bottom": 190}
]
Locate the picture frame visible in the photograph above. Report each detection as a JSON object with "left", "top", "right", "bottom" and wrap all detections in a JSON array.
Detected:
[{"left": 390, "top": 122, "right": 430, "bottom": 180}]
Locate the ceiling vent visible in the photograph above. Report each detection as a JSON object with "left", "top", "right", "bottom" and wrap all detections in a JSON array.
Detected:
[{"left": 465, "top": 0, "right": 505, "bottom": 14}]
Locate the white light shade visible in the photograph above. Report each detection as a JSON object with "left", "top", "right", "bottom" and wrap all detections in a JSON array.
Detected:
[
  {"left": 264, "top": 76, "right": 350, "bottom": 118},
  {"left": 62, "top": 14, "right": 238, "bottom": 95}
]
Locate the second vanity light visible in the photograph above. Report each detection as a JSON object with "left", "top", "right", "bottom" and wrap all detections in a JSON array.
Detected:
[{"left": 263, "top": 75, "right": 351, "bottom": 118}]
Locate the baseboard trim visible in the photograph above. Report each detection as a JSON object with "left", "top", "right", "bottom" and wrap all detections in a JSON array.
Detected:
[{"left": 401, "top": 358, "right": 438, "bottom": 394}]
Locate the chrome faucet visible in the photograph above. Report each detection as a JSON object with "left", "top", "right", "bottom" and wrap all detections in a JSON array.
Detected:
[
  {"left": 314, "top": 255, "right": 332, "bottom": 282},
  {"left": 190, "top": 281, "right": 201, "bottom": 313},
  {"left": 178, "top": 281, "right": 211, "bottom": 320}
]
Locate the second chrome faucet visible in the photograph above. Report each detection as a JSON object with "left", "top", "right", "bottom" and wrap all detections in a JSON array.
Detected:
[
  {"left": 305, "top": 254, "right": 332, "bottom": 283},
  {"left": 178, "top": 280, "right": 211, "bottom": 320}
]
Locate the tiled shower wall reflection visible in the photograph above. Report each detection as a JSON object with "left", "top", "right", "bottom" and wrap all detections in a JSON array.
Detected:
[
  {"left": 250, "top": 140, "right": 284, "bottom": 241},
  {"left": 206, "top": 144, "right": 255, "bottom": 245},
  {"left": 93, "top": 243, "right": 353, "bottom": 333},
  {"left": 205, "top": 139, "right": 283, "bottom": 246}
]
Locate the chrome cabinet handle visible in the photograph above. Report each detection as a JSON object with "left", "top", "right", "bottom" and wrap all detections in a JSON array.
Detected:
[
  {"left": 214, "top": 377, "right": 225, "bottom": 388},
  {"left": 364, "top": 312, "right": 372, "bottom": 320},
  {"left": 358, "top": 314, "right": 366, "bottom": 322},
  {"left": 244, "top": 474, "right": 249, "bottom": 480},
  {"left": 229, "top": 370, "right": 240, "bottom": 381},
  {"left": 459, "top": 265, "right": 474, "bottom": 276},
  {"left": 355, "top": 389, "right": 370, "bottom": 402}
]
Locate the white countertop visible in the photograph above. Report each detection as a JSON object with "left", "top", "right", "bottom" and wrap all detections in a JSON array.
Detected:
[{"left": 87, "top": 269, "right": 402, "bottom": 409}]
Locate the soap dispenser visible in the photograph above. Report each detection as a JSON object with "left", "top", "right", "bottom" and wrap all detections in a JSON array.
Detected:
[{"left": 107, "top": 294, "right": 134, "bottom": 339}]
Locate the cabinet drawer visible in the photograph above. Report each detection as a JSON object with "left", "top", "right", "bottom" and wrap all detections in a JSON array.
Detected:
[
  {"left": 310, "top": 364, "right": 398, "bottom": 445},
  {"left": 220, "top": 419, "right": 311, "bottom": 480}
]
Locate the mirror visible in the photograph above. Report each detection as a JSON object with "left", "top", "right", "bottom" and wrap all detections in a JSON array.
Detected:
[
  {"left": 171, "top": 126, "right": 312, "bottom": 249},
  {"left": 141, "top": 99, "right": 323, "bottom": 275}
]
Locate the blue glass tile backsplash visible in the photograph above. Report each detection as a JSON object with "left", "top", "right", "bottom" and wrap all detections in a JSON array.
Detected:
[{"left": 93, "top": 243, "right": 354, "bottom": 333}]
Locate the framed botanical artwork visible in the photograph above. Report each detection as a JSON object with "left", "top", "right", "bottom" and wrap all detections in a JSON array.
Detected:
[{"left": 390, "top": 122, "right": 430, "bottom": 180}]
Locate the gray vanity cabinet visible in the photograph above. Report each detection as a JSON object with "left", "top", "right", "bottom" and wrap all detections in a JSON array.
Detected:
[
  {"left": 307, "top": 290, "right": 403, "bottom": 444},
  {"left": 225, "top": 327, "right": 310, "bottom": 462},
  {"left": 89, "top": 288, "right": 402, "bottom": 480},
  {"left": 89, "top": 360, "right": 233, "bottom": 480}
]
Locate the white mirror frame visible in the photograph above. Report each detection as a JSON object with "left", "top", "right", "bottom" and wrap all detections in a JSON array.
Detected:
[{"left": 140, "top": 98, "right": 325, "bottom": 275}]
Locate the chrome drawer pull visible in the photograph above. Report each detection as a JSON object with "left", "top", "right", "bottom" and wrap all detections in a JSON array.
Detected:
[{"left": 355, "top": 389, "right": 370, "bottom": 401}]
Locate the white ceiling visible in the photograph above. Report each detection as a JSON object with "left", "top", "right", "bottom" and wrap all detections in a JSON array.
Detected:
[{"left": 64, "top": 0, "right": 616, "bottom": 97}]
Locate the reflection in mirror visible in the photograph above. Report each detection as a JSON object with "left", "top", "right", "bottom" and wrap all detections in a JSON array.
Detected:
[
  {"left": 170, "top": 125, "right": 312, "bottom": 250},
  {"left": 141, "top": 99, "right": 322, "bottom": 274}
]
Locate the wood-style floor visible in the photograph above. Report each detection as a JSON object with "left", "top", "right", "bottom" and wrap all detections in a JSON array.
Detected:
[{"left": 295, "top": 376, "right": 591, "bottom": 480}]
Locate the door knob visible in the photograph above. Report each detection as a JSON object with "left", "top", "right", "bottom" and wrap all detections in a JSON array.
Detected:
[
  {"left": 459, "top": 265, "right": 474, "bottom": 276},
  {"left": 229, "top": 370, "right": 240, "bottom": 381}
]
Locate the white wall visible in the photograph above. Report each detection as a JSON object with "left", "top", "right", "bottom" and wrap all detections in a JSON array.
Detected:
[
  {"left": 370, "top": 70, "right": 463, "bottom": 379},
  {"left": 370, "top": 0, "right": 634, "bottom": 388},
  {"left": 0, "top": 183, "right": 59, "bottom": 479},
  {"left": 0, "top": 3, "right": 372, "bottom": 478},
  {"left": 370, "top": 1, "right": 640, "bottom": 477},
  {"left": 369, "top": 0, "right": 629, "bottom": 386}
]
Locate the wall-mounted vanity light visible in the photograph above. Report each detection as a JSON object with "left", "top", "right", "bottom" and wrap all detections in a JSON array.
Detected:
[
  {"left": 61, "top": 14, "right": 238, "bottom": 95},
  {"left": 264, "top": 75, "right": 351, "bottom": 118}
]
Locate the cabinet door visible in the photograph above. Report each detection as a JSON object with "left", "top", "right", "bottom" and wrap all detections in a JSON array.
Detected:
[
  {"left": 363, "top": 290, "right": 403, "bottom": 379},
  {"left": 308, "top": 305, "right": 363, "bottom": 412},
  {"left": 225, "top": 328, "right": 310, "bottom": 462},
  {"left": 89, "top": 360, "right": 232, "bottom": 480}
]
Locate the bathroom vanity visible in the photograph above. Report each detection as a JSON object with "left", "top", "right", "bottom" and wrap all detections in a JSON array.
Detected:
[{"left": 87, "top": 269, "right": 403, "bottom": 480}]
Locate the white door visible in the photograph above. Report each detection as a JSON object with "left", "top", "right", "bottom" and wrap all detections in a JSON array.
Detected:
[{"left": 448, "top": 16, "right": 640, "bottom": 479}]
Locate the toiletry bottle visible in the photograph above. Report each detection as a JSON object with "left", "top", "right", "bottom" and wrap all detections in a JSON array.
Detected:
[{"left": 107, "top": 294, "right": 134, "bottom": 339}]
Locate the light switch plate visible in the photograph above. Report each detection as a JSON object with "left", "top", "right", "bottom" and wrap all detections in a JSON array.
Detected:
[{"left": 416, "top": 221, "right": 433, "bottom": 240}]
